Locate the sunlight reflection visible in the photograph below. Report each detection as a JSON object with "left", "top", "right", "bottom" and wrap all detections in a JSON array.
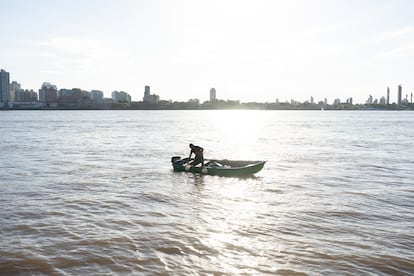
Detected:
[
  {"left": 203, "top": 110, "right": 266, "bottom": 159},
  {"left": 213, "top": 110, "right": 262, "bottom": 137},
  {"left": 194, "top": 179, "right": 264, "bottom": 274}
]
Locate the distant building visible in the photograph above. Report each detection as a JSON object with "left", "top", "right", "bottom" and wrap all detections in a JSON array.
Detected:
[
  {"left": 15, "top": 89, "right": 37, "bottom": 102},
  {"left": 379, "top": 96, "right": 386, "bottom": 105},
  {"left": 333, "top": 98, "right": 341, "bottom": 105},
  {"left": 10, "top": 81, "right": 21, "bottom": 102},
  {"left": 210, "top": 88, "right": 216, "bottom": 102},
  {"left": 398, "top": 85, "right": 402, "bottom": 106},
  {"left": 366, "top": 94, "right": 373, "bottom": 104},
  {"left": 386, "top": 87, "right": 390, "bottom": 105},
  {"left": 403, "top": 94, "right": 409, "bottom": 105},
  {"left": 0, "top": 69, "right": 10, "bottom": 102},
  {"left": 39, "top": 82, "right": 58, "bottom": 105},
  {"left": 142, "top": 86, "right": 159, "bottom": 103},
  {"left": 59, "top": 88, "right": 91, "bottom": 106},
  {"left": 90, "top": 90, "right": 104, "bottom": 103},
  {"left": 310, "top": 96, "right": 314, "bottom": 104},
  {"left": 188, "top": 98, "right": 200, "bottom": 104},
  {"left": 112, "top": 91, "right": 131, "bottom": 103},
  {"left": 346, "top": 97, "right": 353, "bottom": 104},
  {"left": 143, "top": 85, "right": 150, "bottom": 101}
]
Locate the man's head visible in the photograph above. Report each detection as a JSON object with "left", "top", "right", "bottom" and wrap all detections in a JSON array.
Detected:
[{"left": 189, "top": 143, "right": 194, "bottom": 149}]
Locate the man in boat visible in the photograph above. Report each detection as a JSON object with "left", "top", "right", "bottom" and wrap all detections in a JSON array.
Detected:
[{"left": 189, "top": 143, "right": 204, "bottom": 166}]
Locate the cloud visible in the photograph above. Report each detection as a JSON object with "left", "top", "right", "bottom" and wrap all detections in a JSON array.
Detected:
[
  {"left": 309, "top": 23, "right": 351, "bottom": 35},
  {"left": 40, "top": 37, "right": 102, "bottom": 55},
  {"left": 368, "top": 27, "right": 414, "bottom": 44},
  {"left": 17, "top": 36, "right": 143, "bottom": 92},
  {"left": 32, "top": 36, "right": 129, "bottom": 75},
  {"left": 377, "top": 43, "right": 414, "bottom": 59}
]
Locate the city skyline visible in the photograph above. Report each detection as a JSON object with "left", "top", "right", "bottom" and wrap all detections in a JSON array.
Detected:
[
  {"left": 1, "top": 1, "right": 414, "bottom": 103},
  {"left": 1, "top": 67, "right": 413, "bottom": 107}
]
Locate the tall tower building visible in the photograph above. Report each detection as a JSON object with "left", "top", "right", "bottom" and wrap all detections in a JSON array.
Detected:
[
  {"left": 0, "top": 69, "right": 10, "bottom": 102},
  {"left": 143, "top": 86, "right": 150, "bottom": 102},
  {"left": 10, "top": 81, "right": 21, "bottom": 102},
  {"left": 210, "top": 88, "right": 216, "bottom": 102},
  {"left": 398, "top": 85, "right": 402, "bottom": 106},
  {"left": 386, "top": 87, "right": 390, "bottom": 105},
  {"left": 39, "top": 82, "right": 58, "bottom": 104},
  {"left": 143, "top": 85, "right": 159, "bottom": 103}
]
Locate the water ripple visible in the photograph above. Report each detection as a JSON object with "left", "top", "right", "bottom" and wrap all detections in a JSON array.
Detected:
[{"left": 0, "top": 110, "right": 413, "bottom": 275}]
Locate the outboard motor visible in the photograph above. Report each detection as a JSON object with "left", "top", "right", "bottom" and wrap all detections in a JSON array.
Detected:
[{"left": 171, "top": 156, "right": 181, "bottom": 164}]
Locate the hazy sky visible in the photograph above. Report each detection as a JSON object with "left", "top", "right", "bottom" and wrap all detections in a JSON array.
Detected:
[{"left": 1, "top": 0, "right": 413, "bottom": 103}]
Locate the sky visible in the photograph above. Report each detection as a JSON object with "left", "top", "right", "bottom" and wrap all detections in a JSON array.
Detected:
[{"left": 1, "top": 0, "right": 414, "bottom": 104}]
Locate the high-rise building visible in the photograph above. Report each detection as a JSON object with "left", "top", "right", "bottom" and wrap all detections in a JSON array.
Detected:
[
  {"left": 0, "top": 69, "right": 10, "bottom": 102},
  {"left": 15, "top": 89, "right": 37, "bottom": 102},
  {"left": 144, "top": 86, "right": 150, "bottom": 96},
  {"left": 398, "top": 85, "right": 402, "bottom": 106},
  {"left": 39, "top": 82, "right": 58, "bottom": 105},
  {"left": 142, "top": 86, "right": 159, "bottom": 103},
  {"left": 90, "top": 90, "right": 104, "bottom": 103},
  {"left": 58, "top": 88, "right": 90, "bottom": 106},
  {"left": 10, "top": 81, "right": 21, "bottom": 102},
  {"left": 143, "top": 85, "right": 151, "bottom": 102},
  {"left": 210, "top": 88, "right": 216, "bottom": 102},
  {"left": 112, "top": 91, "right": 131, "bottom": 103},
  {"left": 386, "top": 87, "right": 390, "bottom": 105}
]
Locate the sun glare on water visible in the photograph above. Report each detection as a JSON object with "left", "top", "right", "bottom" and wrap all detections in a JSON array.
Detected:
[
  {"left": 205, "top": 110, "right": 266, "bottom": 158},
  {"left": 209, "top": 110, "right": 264, "bottom": 140}
]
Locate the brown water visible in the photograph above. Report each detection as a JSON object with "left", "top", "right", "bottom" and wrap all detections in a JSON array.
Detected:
[{"left": 0, "top": 110, "right": 413, "bottom": 275}]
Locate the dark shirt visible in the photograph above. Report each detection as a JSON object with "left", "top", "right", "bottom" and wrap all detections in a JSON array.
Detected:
[{"left": 190, "top": 145, "right": 204, "bottom": 160}]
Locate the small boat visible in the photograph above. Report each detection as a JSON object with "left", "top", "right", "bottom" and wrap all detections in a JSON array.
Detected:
[{"left": 171, "top": 156, "right": 265, "bottom": 177}]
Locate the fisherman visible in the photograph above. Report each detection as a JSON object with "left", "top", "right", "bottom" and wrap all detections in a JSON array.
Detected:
[{"left": 189, "top": 143, "right": 204, "bottom": 166}]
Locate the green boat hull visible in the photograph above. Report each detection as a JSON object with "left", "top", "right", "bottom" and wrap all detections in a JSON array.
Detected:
[{"left": 171, "top": 157, "right": 265, "bottom": 177}]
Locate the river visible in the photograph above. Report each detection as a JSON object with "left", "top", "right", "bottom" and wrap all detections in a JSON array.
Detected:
[{"left": 0, "top": 110, "right": 413, "bottom": 275}]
